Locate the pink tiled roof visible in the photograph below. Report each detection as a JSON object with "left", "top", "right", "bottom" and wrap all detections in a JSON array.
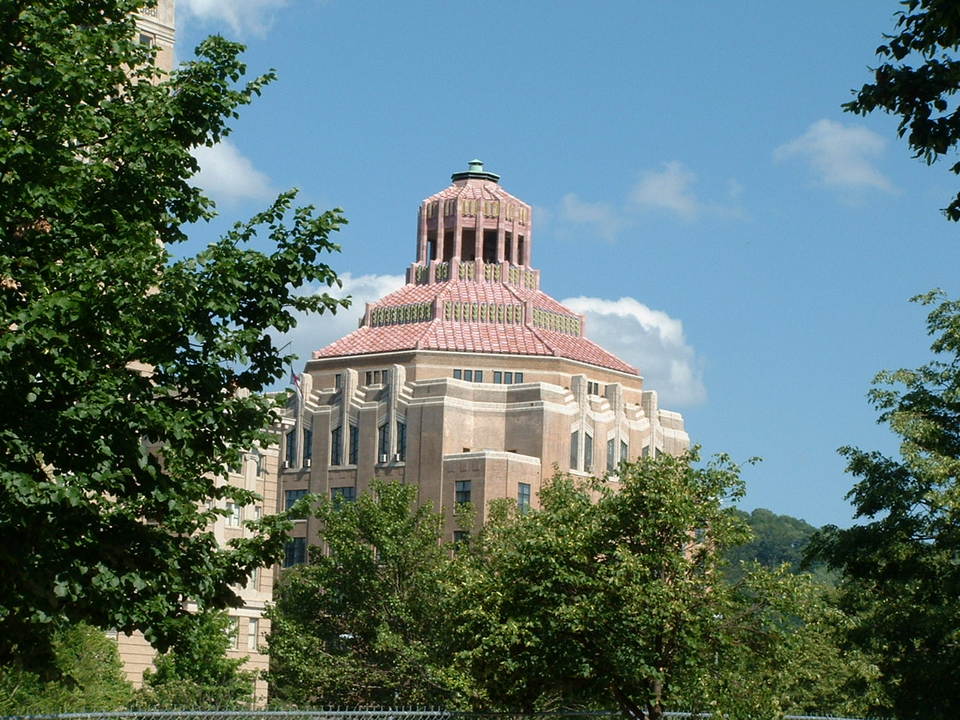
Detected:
[
  {"left": 424, "top": 178, "right": 530, "bottom": 207},
  {"left": 312, "top": 280, "right": 639, "bottom": 375}
]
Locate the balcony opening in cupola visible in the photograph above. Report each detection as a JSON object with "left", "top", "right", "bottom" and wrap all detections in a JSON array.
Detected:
[
  {"left": 483, "top": 229, "right": 498, "bottom": 263},
  {"left": 461, "top": 229, "right": 476, "bottom": 261}
]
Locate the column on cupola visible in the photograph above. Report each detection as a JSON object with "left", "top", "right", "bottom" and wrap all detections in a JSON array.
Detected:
[
  {"left": 496, "top": 197, "right": 506, "bottom": 264},
  {"left": 509, "top": 212, "right": 519, "bottom": 266},
  {"left": 452, "top": 197, "right": 463, "bottom": 261},
  {"left": 475, "top": 199, "right": 485, "bottom": 267},
  {"left": 417, "top": 205, "right": 428, "bottom": 263}
]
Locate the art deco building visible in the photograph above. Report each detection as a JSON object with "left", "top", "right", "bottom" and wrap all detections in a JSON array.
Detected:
[{"left": 279, "top": 161, "right": 689, "bottom": 558}]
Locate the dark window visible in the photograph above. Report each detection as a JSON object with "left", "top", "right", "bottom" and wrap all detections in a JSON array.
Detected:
[
  {"left": 518, "top": 482, "right": 531, "bottom": 513},
  {"left": 378, "top": 424, "right": 389, "bottom": 460},
  {"left": 464, "top": 369, "right": 473, "bottom": 382},
  {"left": 334, "top": 373, "right": 343, "bottom": 389},
  {"left": 348, "top": 424, "right": 359, "bottom": 465},
  {"left": 331, "top": 426, "right": 342, "bottom": 466},
  {"left": 453, "top": 369, "right": 462, "bottom": 379},
  {"left": 284, "top": 537, "right": 306, "bottom": 567},
  {"left": 505, "top": 231, "right": 513, "bottom": 262},
  {"left": 493, "top": 371, "right": 502, "bottom": 384},
  {"left": 427, "top": 230, "right": 437, "bottom": 261},
  {"left": 607, "top": 438, "right": 616, "bottom": 471},
  {"left": 584, "top": 432, "right": 594, "bottom": 471},
  {"left": 621, "top": 440, "right": 629, "bottom": 463},
  {"left": 587, "top": 381, "right": 601, "bottom": 396},
  {"left": 285, "top": 489, "right": 308, "bottom": 518},
  {"left": 461, "top": 229, "right": 476, "bottom": 261},
  {"left": 474, "top": 370, "right": 483, "bottom": 383},
  {"left": 518, "top": 235, "right": 526, "bottom": 265},
  {"left": 515, "top": 372, "right": 523, "bottom": 383},
  {"left": 455, "top": 480, "right": 471, "bottom": 505},
  {"left": 504, "top": 371, "right": 513, "bottom": 384},
  {"left": 396, "top": 421, "right": 407, "bottom": 461},
  {"left": 302, "top": 429, "right": 312, "bottom": 465},
  {"left": 482, "top": 229, "right": 498, "bottom": 262},
  {"left": 331, "top": 486, "right": 356, "bottom": 504},
  {"left": 284, "top": 430, "right": 296, "bottom": 468},
  {"left": 642, "top": 445, "right": 651, "bottom": 458},
  {"left": 570, "top": 430, "right": 579, "bottom": 469},
  {"left": 139, "top": 33, "right": 153, "bottom": 46},
  {"left": 453, "top": 530, "right": 470, "bottom": 549}
]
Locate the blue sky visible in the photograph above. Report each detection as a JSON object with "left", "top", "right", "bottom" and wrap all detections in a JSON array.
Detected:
[{"left": 173, "top": 0, "right": 960, "bottom": 529}]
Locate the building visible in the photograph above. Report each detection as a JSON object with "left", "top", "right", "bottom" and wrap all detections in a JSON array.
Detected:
[
  {"left": 113, "top": 3, "right": 276, "bottom": 703},
  {"left": 279, "top": 161, "right": 689, "bottom": 556}
]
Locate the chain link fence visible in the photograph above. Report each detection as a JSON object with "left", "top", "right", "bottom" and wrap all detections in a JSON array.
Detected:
[{"left": 0, "top": 710, "right": 881, "bottom": 720}]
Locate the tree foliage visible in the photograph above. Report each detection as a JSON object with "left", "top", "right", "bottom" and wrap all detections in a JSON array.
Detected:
[
  {"left": 846, "top": 0, "right": 960, "bottom": 220},
  {"left": 809, "top": 291, "right": 960, "bottom": 719},
  {"left": 445, "top": 452, "right": 752, "bottom": 720},
  {"left": 0, "top": 623, "right": 134, "bottom": 714},
  {"left": 266, "top": 481, "right": 461, "bottom": 707},
  {"left": 723, "top": 508, "right": 833, "bottom": 584},
  {"left": 139, "top": 611, "right": 255, "bottom": 710},
  {"left": 0, "top": 0, "right": 347, "bottom": 664}
]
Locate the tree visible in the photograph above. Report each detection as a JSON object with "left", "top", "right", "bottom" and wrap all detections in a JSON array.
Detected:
[
  {"left": 445, "top": 452, "right": 752, "bottom": 720},
  {"left": 846, "top": 0, "right": 960, "bottom": 220},
  {"left": 808, "top": 291, "right": 960, "bottom": 719},
  {"left": 723, "top": 508, "right": 833, "bottom": 584},
  {"left": 0, "top": 623, "right": 134, "bottom": 714},
  {"left": 266, "top": 481, "right": 462, "bottom": 707},
  {"left": 138, "top": 611, "right": 255, "bottom": 710},
  {"left": 0, "top": 1, "right": 346, "bottom": 665}
]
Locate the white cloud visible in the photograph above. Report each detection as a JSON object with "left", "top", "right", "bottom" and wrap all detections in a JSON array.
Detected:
[
  {"left": 561, "top": 296, "right": 707, "bottom": 407},
  {"left": 178, "top": 0, "right": 288, "bottom": 35},
  {"left": 560, "top": 193, "right": 624, "bottom": 241},
  {"left": 278, "top": 273, "right": 406, "bottom": 369},
  {"left": 629, "top": 161, "right": 702, "bottom": 219},
  {"left": 774, "top": 119, "right": 894, "bottom": 194},
  {"left": 190, "top": 140, "right": 273, "bottom": 203}
]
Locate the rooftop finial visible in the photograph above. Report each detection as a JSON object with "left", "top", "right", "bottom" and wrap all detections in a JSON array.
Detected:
[{"left": 451, "top": 159, "right": 500, "bottom": 183}]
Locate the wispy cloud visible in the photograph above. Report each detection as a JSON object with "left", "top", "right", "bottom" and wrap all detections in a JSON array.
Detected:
[
  {"left": 277, "top": 273, "right": 407, "bottom": 369},
  {"left": 774, "top": 119, "right": 894, "bottom": 194},
  {"left": 190, "top": 140, "right": 273, "bottom": 203},
  {"left": 629, "top": 161, "right": 702, "bottom": 220},
  {"left": 559, "top": 193, "right": 624, "bottom": 241},
  {"left": 178, "top": 0, "right": 288, "bottom": 35},
  {"left": 562, "top": 295, "right": 707, "bottom": 407}
]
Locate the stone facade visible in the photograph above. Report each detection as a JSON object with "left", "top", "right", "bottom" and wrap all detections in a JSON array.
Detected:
[{"left": 278, "top": 162, "right": 689, "bottom": 554}]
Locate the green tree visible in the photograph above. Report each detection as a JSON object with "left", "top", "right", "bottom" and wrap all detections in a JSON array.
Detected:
[
  {"left": 0, "top": 623, "right": 134, "bottom": 714},
  {"left": 138, "top": 611, "right": 255, "bottom": 710},
  {"left": 724, "top": 508, "right": 833, "bottom": 584},
  {"left": 266, "top": 481, "right": 462, "bottom": 707},
  {"left": 808, "top": 291, "right": 960, "bottom": 719},
  {"left": 846, "top": 0, "right": 960, "bottom": 220},
  {"left": 446, "top": 452, "right": 751, "bottom": 720},
  {"left": 0, "top": 1, "right": 346, "bottom": 664}
]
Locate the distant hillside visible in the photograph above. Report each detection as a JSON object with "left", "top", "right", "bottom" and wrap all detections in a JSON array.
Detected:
[{"left": 724, "top": 508, "right": 833, "bottom": 584}]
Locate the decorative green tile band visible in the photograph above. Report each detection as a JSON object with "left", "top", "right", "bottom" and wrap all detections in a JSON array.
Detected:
[
  {"left": 532, "top": 308, "right": 581, "bottom": 336},
  {"left": 370, "top": 302, "right": 434, "bottom": 326},
  {"left": 443, "top": 302, "right": 524, "bottom": 324}
]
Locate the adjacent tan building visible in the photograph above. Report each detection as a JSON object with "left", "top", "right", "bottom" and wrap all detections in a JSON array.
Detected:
[{"left": 278, "top": 161, "right": 689, "bottom": 558}]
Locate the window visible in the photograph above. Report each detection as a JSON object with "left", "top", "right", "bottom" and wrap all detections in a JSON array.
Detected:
[
  {"left": 284, "top": 430, "right": 296, "bottom": 468},
  {"left": 348, "top": 424, "right": 359, "bottom": 465},
  {"left": 642, "top": 445, "right": 651, "bottom": 458},
  {"left": 453, "top": 369, "right": 462, "bottom": 379},
  {"left": 504, "top": 371, "right": 513, "bottom": 384},
  {"left": 515, "top": 372, "right": 523, "bottom": 383},
  {"left": 474, "top": 370, "right": 483, "bottom": 382},
  {"left": 225, "top": 502, "right": 241, "bottom": 527},
  {"left": 335, "top": 373, "right": 343, "bottom": 389},
  {"left": 378, "top": 424, "right": 389, "bottom": 460},
  {"left": 570, "top": 430, "right": 579, "bottom": 469},
  {"left": 491, "top": 370, "right": 523, "bottom": 384},
  {"left": 396, "top": 420, "right": 406, "bottom": 461},
  {"left": 331, "top": 426, "right": 342, "bottom": 466},
  {"left": 138, "top": 32, "right": 153, "bottom": 46},
  {"left": 584, "top": 432, "right": 594, "bottom": 471},
  {"left": 364, "top": 369, "right": 389, "bottom": 385},
  {"left": 518, "top": 482, "right": 531, "bottom": 513},
  {"left": 453, "top": 530, "right": 470, "bottom": 547},
  {"left": 302, "top": 428, "right": 312, "bottom": 466},
  {"left": 493, "top": 371, "right": 502, "bottom": 383},
  {"left": 607, "top": 438, "right": 616, "bottom": 471},
  {"left": 247, "top": 566, "right": 260, "bottom": 591},
  {"left": 285, "top": 489, "right": 308, "bottom": 518},
  {"left": 454, "top": 369, "right": 485, "bottom": 382},
  {"left": 621, "top": 440, "right": 629, "bottom": 463},
  {"left": 247, "top": 618, "right": 259, "bottom": 652},
  {"left": 464, "top": 369, "right": 473, "bottom": 382},
  {"left": 587, "top": 380, "right": 601, "bottom": 396},
  {"left": 455, "top": 480, "right": 471, "bottom": 505},
  {"left": 227, "top": 616, "right": 240, "bottom": 649},
  {"left": 284, "top": 537, "right": 306, "bottom": 567},
  {"left": 332, "top": 486, "right": 356, "bottom": 504}
]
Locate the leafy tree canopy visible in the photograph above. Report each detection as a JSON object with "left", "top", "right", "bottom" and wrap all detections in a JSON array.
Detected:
[
  {"left": 266, "top": 481, "right": 462, "bottom": 708},
  {"left": 808, "top": 291, "right": 960, "bottom": 720},
  {"left": 724, "top": 508, "right": 833, "bottom": 584},
  {"left": 445, "top": 452, "right": 752, "bottom": 720},
  {"left": 847, "top": 0, "right": 960, "bottom": 220},
  {"left": 0, "top": 0, "right": 346, "bottom": 664}
]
